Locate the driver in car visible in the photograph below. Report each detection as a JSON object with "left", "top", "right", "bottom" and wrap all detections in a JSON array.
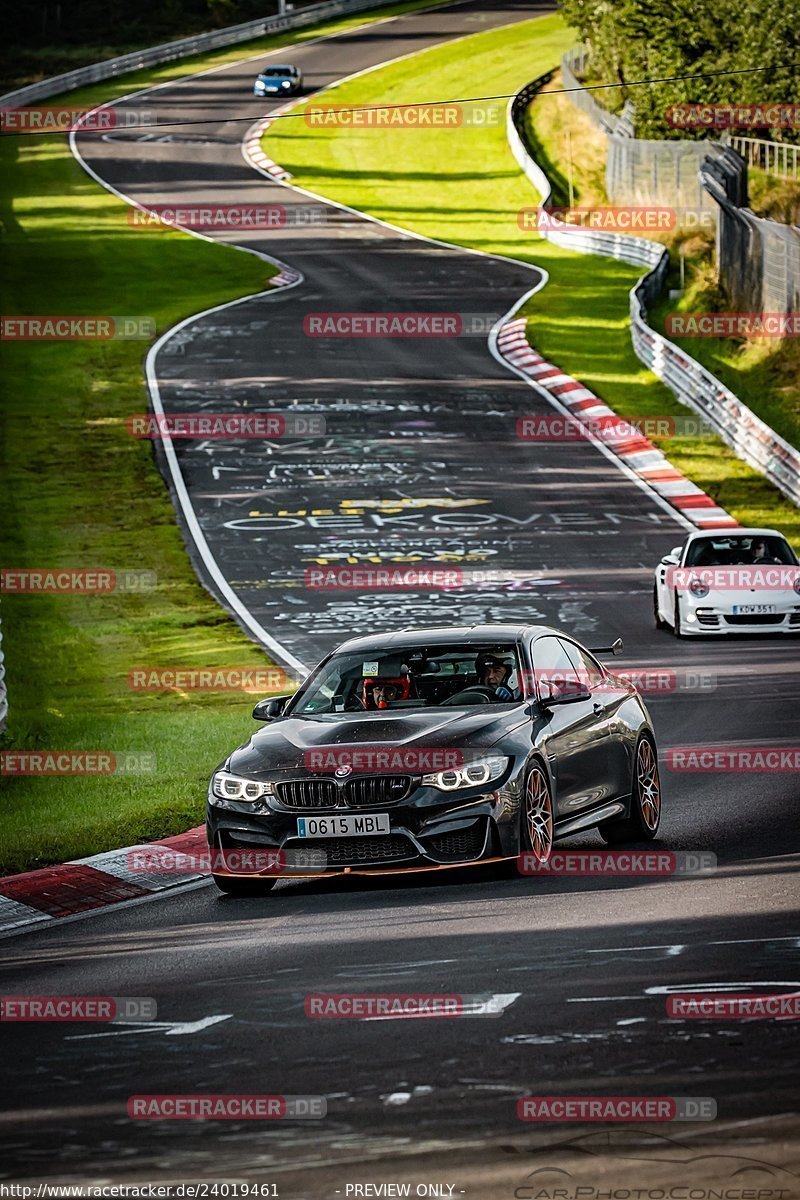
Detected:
[
  {"left": 751, "top": 539, "right": 780, "bottom": 564},
  {"left": 475, "top": 653, "right": 518, "bottom": 701},
  {"left": 372, "top": 681, "right": 402, "bottom": 709}
]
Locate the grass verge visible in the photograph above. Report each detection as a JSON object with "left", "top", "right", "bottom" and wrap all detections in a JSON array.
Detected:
[
  {"left": 262, "top": 27, "right": 800, "bottom": 548},
  {"left": 0, "top": 0, "right": 448, "bottom": 875}
]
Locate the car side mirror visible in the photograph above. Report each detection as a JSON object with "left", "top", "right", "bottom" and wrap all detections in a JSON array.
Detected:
[
  {"left": 539, "top": 677, "right": 591, "bottom": 706},
  {"left": 252, "top": 695, "right": 292, "bottom": 721}
]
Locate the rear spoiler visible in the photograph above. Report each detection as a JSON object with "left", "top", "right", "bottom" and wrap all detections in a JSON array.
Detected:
[{"left": 589, "top": 638, "right": 624, "bottom": 656}]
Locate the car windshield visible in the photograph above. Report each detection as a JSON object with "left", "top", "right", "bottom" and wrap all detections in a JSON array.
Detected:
[
  {"left": 289, "top": 642, "right": 524, "bottom": 714},
  {"left": 260, "top": 66, "right": 295, "bottom": 77},
  {"left": 684, "top": 535, "right": 796, "bottom": 567}
]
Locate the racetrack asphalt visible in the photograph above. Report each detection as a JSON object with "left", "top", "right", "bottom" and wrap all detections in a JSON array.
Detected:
[{"left": 2, "top": 0, "right": 798, "bottom": 1190}]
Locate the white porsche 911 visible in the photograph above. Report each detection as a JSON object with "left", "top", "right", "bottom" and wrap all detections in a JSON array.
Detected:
[{"left": 654, "top": 527, "right": 800, "bottom": 637}]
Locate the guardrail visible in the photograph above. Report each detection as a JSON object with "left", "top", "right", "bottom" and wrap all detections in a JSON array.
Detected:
[
  {"left": 508, "top": 78, "right": 800, "bottom": 509},
  {"left": 0, "top": 610, "right": 7, "bottom": 734},
  {"left": 0, "top": 0, "right": 408, "bottom": 107},
  {"left": 726, "top": 134, "right": 800, "bottom": 180}
]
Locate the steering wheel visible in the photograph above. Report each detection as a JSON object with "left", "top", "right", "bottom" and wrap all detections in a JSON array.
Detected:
[{"left": 440, "top": 686, "right": 498, "bottom": 706}]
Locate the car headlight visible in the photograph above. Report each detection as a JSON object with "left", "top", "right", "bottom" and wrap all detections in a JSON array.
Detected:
[
  {"left": 793, "top": 575, "right": 800, "bottom": 596},
  {"left": 422, "top": 755, "right": 508, "bottom": 792},
  {"left": 281, "top": 80, "right": 291, "bottom": 88},
  {"left": 211, "top": 770, "right": 274, "bottom": 803},
  {"left": 254, "top": 81, "right": 265, "bottom": 90},
  {"left": 689, "top": 576, "right": 709, "bottom": 598}
]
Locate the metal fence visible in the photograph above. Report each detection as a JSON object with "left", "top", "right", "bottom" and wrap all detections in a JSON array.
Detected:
[
  {"left": 562, "top": 48, "right": 717, "bottom": 216},
  {"left": 561, "top": 46, "right": 633, "bottom": 138},
  {"left": 727, "top": 135, "right": 800, "bottom": 180},
  {"left": 0, "top": 0, "right": 410, "bottom": 106},
  {"left": 507, "top": 81, "right": 800, "bottom": 509},
  {"left": 701, "top": 147, "right": 800, "bottom": 316},
  {"left": 0, "top": 610, "right": 7, "bottom": 734}
]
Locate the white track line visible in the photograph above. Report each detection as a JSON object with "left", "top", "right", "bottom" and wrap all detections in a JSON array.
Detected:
[
  {"left": 67, "top": 0, "right": 478, "bottom": 674},
  {"left": 241, "top": 43, "right": 692, "bottom": 532}
]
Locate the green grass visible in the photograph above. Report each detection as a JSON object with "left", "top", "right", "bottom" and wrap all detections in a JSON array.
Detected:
[
  {"left": 0, "top": 0, "right": 449, "bottom": 876},
  {"left": 262, "top": 19, "right": 800, "bottom": 548}
]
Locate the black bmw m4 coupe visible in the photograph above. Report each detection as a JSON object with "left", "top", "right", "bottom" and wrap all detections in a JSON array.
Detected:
[{"left": 206, "top": 624, "right": 662, "bottom": 894}]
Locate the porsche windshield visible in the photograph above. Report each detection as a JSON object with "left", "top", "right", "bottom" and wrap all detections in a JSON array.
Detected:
[
  {"left": 685, "top": 534, "right": 796, "bottom": 567},
  {"left": 291, "top": 643, "right": 524, "bottom": 714}
]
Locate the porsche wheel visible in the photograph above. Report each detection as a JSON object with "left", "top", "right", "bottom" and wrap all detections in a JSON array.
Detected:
[
  {"left": 654, "top": 584, "right": 667, "bottom": 630},
  {"left": 673, "top": 594, "right": 684, "bottom": 638}
]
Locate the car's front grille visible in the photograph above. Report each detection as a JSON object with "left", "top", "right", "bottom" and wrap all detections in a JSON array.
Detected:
[
  {"left": 697, "top": 613, "right": 720, "bottom": 627},
  {"left": 344, "top": 775, "right": 413, "bottom": 807},
  {"left": 274, "top": 776, "right": 413, "bottom": 810},
  {"left": 423, "top": 822, "right": 486, "bottom": 862},
  {"left": 285, "top": 835, "right": 416, "bottom": 866},
  {"left": 275, "top": 780, "right": 337, "bottom": 809},
  {"left": 723, "top": 614, "right": 784, "bottom": 625}
]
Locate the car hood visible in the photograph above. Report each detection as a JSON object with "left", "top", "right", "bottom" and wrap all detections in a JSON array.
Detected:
[
  {"left": 227, "top": 707, "right": 527, "bottom": 776},
  {"left": 257, "top": 75, "right": 291, "bottom": 84}
]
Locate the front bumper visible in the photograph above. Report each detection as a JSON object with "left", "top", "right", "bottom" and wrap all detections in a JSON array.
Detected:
[
  {"left": 206, "top": 771, "right": 523, "bottom": 878},
  {"left": 680, "top": 594, "right": 800, "bottom": 635}
]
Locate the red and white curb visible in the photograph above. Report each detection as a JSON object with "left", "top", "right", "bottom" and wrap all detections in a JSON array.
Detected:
[
  {"left": 496, "top": 319, "right": 739, "bottom": 531},
  {"left": 242, "top": 117, "right": 302, "bottom": 288},
  {"left": 0, "top": 826, "right": 210, "bottom": 938},
  {"left": 243, "top": 117, "right": 293, "bottom": 182}
]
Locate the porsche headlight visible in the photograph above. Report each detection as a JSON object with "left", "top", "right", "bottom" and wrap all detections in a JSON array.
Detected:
[
  {"left": 281, "top": 79, "right": 291, "bottom": 88},
  {"left": 422, "top": 755, "right": 508, "bottom": 792},
  {"left": 689, "top": 576, "right": 709, "bottom": 598},
  {"left": 211, "top": 770, "right": 274, "bottom": 803},
  {"left": 793, "top": 575, "right": 800, "bottom": 596}
]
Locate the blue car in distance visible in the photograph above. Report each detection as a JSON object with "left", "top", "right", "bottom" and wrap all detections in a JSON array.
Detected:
[{"left": 253, "top": 64, "right": 303, "bottom": 97}]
